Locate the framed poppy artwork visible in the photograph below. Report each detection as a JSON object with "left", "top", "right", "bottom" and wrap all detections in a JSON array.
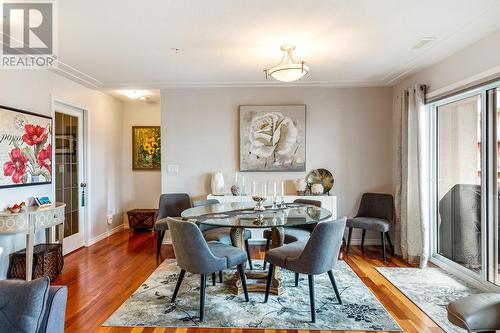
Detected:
[
  {"left": 0, "top": 105, "right": 52, "bottom": 188},
  {"left": 132, "top": 126, "right": 161, "bottom": 170}
]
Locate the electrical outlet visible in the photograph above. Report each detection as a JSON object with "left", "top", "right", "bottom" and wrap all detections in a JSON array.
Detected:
[{"left": 106, "top": 214, "right": 113, "bottom": 225}]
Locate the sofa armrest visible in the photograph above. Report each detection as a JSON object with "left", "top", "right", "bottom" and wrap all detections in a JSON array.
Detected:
[{"left": 37, "top": 286, "right": 67, "bottom": 333}]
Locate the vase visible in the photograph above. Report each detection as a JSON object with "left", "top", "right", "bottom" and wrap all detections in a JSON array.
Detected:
[
  {"left": 295, "top": 178, "right": 307, "bottom": 195},
  {"left": 211, "top": 171, "right": 225, "bottom": 195}
]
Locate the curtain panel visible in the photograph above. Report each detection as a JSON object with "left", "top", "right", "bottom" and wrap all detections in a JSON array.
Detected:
[{"left": 394, "top": 84, "right": 430, "bottom": 268}]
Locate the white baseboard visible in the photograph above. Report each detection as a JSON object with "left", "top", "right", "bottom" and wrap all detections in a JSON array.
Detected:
[{"left": 87, "top": 224, "right": 124, "bottom": 247}]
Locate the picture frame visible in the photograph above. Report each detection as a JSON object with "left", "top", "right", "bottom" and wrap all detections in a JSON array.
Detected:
[
  {"left": 35, "top": 196, "right": 52, "bottom": 207},
  {"left": 132, "top": 126, "right": 161, "bottom": 170},
  {"left": 0, "top": 105, "right": 53, "bottom": 189},
  {"left": 239, "top": 105, "right": 306, "bottom": 172}
]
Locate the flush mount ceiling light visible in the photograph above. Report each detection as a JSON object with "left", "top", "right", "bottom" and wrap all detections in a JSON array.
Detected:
[
  {"left": 121, "top": 90, "right": 146, "bottom": 100},
  {"left": 264, "top": 45, "right": 309, "bottom": 82}
]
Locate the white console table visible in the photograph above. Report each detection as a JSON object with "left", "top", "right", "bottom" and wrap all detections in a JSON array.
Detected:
[
  {"left": 206, "top": 194, "right": 337, "bottom": 242},
  {"left": 0, "top": 203, "right": 65, "bottom": 281}
]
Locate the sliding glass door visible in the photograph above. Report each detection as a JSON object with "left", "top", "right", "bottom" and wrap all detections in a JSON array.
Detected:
[
  {"left": 436, "top": 94, "right": 483, "bottom": 275},
  {"left": 431, "top": 82, "right": 500, "bottom": 287}
]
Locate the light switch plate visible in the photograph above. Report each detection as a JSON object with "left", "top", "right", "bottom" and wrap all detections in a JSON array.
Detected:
[{"left": 167, "top": 164, "right": 179, "bottom": 174}]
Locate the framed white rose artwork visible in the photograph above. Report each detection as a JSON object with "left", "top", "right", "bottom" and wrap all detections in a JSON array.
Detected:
[{"left": 239, "top": 105, "right": 306, "bottom": 172}]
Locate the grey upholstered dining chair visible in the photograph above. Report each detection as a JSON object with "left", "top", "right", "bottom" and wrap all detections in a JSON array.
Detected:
[
  {"left": 155, "top": 193, "right": 192, "bottom": 259},
  {"left": 167, "top": 218, "right": 249, "bottom": 321},
  {"left": 264, "top": 217, "right": 346, "bottom": 323},
  {"left": 192, "top": 199, "right": 254, "bottom": 272},
  {"left": 345, "top": 193, "right": 395, "bottom": 262},
  {"left": 262, "top": 199, "right": 321, "bottom": 270}
]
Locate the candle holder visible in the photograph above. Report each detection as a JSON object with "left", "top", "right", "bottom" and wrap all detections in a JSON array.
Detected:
[
  {"left": 272, "top": 195, "right": 278, "bottom": 209},
  {"left": 252, "top": 196, "right": 266, "bottom": 211}
]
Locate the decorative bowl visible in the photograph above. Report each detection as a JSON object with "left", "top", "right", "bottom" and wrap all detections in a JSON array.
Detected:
[{"left": 306, "top": 168, "right": 334, "bottom": 194}]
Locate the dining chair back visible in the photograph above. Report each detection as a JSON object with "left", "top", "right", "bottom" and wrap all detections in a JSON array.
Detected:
[
  {"left": 166, "top": 217, "right": 249, "bottom": 321},
  {"left": 155, "top": 193, "right": 192, "bottom": 259},
  {"left": 264, "top": 217, "right": 347, "bottom": 322},
  {"left": 192, "top": 199, "right": 220, "bottom": 207},
  {"left": 167, "top": 218, "right": 226, "bottom": 274},
  {"left": 346, "top": 193, "right": 395, "bottom": 262},
  {"left": 287, "top": 217, "right": 346, "bottom": 275}
]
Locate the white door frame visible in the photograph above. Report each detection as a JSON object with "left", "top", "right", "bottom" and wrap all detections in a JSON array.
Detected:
[{"left": 51, "top": 96, "right": 91, "bottom": 254}]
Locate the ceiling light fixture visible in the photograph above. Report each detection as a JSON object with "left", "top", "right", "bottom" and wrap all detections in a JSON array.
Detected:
[
  {"left": 264, "top": 45, "right": 309, "bottom": 82},
  {"left": 121, "top": 90, "right": 145, "bottom": 99}
]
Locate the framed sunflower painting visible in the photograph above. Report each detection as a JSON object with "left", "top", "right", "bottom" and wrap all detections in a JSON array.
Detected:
[
  {"left": 0, "top": 105, "right": 52, "bottom": 188},
  {"left": 132, "top": 126, "right": 161, "bottom": 170}
]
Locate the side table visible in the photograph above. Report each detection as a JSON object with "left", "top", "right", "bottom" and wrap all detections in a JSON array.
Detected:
[{"left": 127, "top": 209, "right": 158, "bottom": 229}]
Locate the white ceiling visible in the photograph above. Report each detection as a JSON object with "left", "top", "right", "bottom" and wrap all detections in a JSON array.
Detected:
[{"left": 54, "top": 0, "right": 500, "bottom": 89}]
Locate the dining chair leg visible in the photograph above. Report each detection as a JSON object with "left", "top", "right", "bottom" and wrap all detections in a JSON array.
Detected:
[
  {"left": 156, "top": 230, "right": 165, "bottom": 259},
  {"left": 264, "top": 264, "right": 274, "bottom": 303},
  {"left": 361, "top": 229, "right": 366, "bottom": 252},
  {"left": 381, "top": 232, "right": 387, "bottom": 263},
  {"left": 244, "top": 239, "right": 253, "bottom": 270},
  {"left": 327, "top": 270, "right": 342, "bottom": 304},
  {"left": 171, "top": 269, "right": 185, "bottom": 302},
  {"left": 219, "top": 271, "right": 223, "bottom": 283},
  {"left": 308, "top": 275, "right": 316, "bottom": 323},
  {"left": 211, "top": 272, "right": 216, "bottom": 286},
  {"left": 199, "top": 274, "right": 206, "bottom": 322},
  {"left": 294, "top": 272, "right": 299, "bottom": 287},
  {"left": 386, "top": 232, "right": 394, "bottom": 255},
  {"left": 237, "top": 264, "right": 249, "bottom": 302},
  {"left": 346, "top": 227, "right": 353, "bottom": 255},
  {"left": 263, "top": 238, "right": 270, "bottom": 270}
]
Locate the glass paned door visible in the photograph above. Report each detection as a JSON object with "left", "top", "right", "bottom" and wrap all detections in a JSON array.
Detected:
[
  {"left": 436, "top": 94, "right": 483, "bottom": 275},
  {"left": 495, "top": 88, "right": 500, "bottom": 285},
  {"left": 54, "top": 108, "right": 85, "bottom": 254}
]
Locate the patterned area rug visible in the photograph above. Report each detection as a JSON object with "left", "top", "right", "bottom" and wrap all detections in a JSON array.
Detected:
[
  {"left": 104, "top": 260, "right": 401, "bottom": 331},
  {"left": 376, "top": 267, "right": 481, "bottom": 333}
]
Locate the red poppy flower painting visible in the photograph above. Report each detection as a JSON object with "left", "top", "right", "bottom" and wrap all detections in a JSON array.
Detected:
[
  {"left": 0, "top": 106, "right": 52, "bottom": 188},
  {"left": 38, "top": 144, "right": 52, "bottom": 173},
  {"left": 22, "top": 124, "right": 48, "bottom": 146},
  {"left": 3, "top": 148, "right": 28, "bottom": 183}
]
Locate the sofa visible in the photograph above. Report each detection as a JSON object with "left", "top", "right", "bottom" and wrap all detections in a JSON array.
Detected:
[{"left": 0, "top": 276, "right": 67, "bottom": 333}]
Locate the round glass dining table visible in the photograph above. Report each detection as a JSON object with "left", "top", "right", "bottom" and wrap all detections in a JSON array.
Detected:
[{"left": 180, "top": 202, "right": 333, "bottom": 295}]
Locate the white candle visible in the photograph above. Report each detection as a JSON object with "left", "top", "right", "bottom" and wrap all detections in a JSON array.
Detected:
[
  {"left": 252, "top": 181, "right": 256, "bottom": 195},
  {"left": 281, "top": 181, "right": 285, "bottom": 196},
  {"left": 242, "top": 176, "right": 245, "bottom": 187},
  {"left": 273, "top": 181, "right": 277, "bottom": 197}
]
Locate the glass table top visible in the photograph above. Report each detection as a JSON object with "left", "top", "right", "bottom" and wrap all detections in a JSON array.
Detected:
[{"left": 179, "top": 202, "right": 332, "bottom": 228}]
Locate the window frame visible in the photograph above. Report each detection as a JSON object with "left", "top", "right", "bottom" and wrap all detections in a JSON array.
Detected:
[{"left": 428, "top": 80, "right": 500, "bottom": 291}]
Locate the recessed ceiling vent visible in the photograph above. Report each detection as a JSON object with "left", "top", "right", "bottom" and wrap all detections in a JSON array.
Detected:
[{"left": 412, "top": 37, "right": 436, "bottom": 49}]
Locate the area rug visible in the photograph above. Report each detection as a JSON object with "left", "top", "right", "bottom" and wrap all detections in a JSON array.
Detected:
[
  {"left": 376, "top": 267, "right": 482, "bottom": 333},
  {"left": 104, "top": 260, "right": 402, "bottom": 331}
]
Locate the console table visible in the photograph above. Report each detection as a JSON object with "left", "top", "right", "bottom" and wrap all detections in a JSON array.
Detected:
[
  {"left": 0, "top": 203, "right": 66, "bottom": 281},
  {"left": 206, "top": 194, "right": 337, "bottom": 241}
]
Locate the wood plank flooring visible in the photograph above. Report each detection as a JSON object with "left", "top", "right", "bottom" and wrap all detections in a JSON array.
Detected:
[{"left": 52, "top": 230, "right": 444, "bottom": 333}]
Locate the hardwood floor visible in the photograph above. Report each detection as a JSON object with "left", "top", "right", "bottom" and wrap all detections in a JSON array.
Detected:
[{"left": 53, "top": 230, "right": 444, "bottom": 333}]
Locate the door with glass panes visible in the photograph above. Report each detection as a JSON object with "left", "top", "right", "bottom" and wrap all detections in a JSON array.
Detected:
[{"left": 54, "top": 105, "right": 85, "bottom": 254}]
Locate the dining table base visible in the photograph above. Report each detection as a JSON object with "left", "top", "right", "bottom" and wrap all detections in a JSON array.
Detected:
[{"left": 229, "top": 226, "right": 285, "bottom": 295}]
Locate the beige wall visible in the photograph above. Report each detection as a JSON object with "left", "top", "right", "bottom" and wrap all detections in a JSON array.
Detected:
[
  {"left": 121, "top": 100, "right": 162, "bottom": 226},
  {"left": 0, "top": 70, "right": 123, "bottom": 278},
  {"left": 161, "top": 87, "right": 394, "bottom": 242}
]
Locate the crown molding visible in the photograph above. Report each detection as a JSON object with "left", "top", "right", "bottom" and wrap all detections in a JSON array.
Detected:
[
  {"left": 48, "top": 61, "right": 391, "bottom": 90},
  {"left": 100, "top": 79, "right": 389, "bottom": 90}
]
